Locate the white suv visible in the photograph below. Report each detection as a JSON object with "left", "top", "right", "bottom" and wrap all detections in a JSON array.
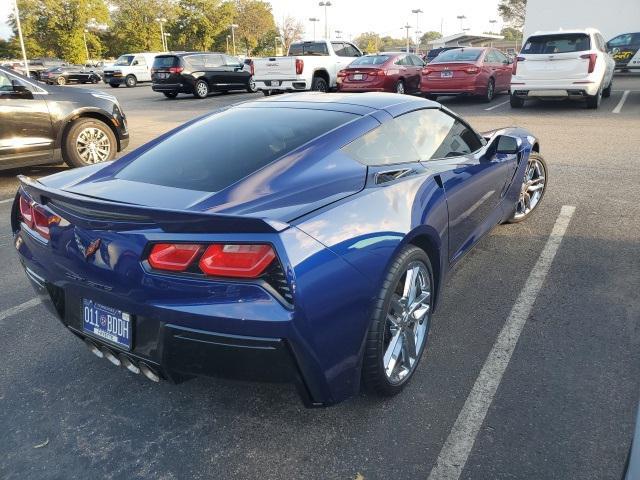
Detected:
[{"left": 510, "top": 28, "right": 615, "bottom": 109}]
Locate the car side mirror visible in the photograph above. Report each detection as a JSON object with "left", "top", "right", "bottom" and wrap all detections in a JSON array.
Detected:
[
  {"left": 496, "top": 135, "right": 519, "bottom": 154},
  {"left": 132, "top": 61, "right": 138, "bottom": 66}
]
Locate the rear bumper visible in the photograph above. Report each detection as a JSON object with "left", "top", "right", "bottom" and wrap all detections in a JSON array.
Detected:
[
  {"left": 254, "top": 79, "right": 307, "bottom": 92},
  {"left": 510, "top": 77, "right": 601, "bottom": 97},
  {"left": 420, "top": 76, "right": 484, "bottom": 96},
  {"left": 152, "top": 82, "right": 192, "bottom": 94}
]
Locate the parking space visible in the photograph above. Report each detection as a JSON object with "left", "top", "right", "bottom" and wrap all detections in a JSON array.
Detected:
[{"left": 1, "top": 74, "right": 639, "bottom": 480}]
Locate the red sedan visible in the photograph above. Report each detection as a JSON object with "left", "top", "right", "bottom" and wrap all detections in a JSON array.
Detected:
[
  {"left": 420, "top": 47, "right": 513, "bottom": 102},
  {"left": 337, "top": 53, "right": 425, "bottom": 94}
]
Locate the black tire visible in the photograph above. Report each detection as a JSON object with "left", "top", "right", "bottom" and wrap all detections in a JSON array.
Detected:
[
  {"left": 124, "top": 75, "right": 137, "bottom": 88},
  {"left": 506, "top": 152, "right": 547, "bottom": 224},
  {"left": 510, "top": 93, "right": 525, "bottom": 108},
  {"left": 262, "top": 90, "right": 272, "bottom": 96},
  {"left": 311, "top": 76, "right": 329, "bottom": 92},
  {"left": 163, "top": 91, "right": 179, "bottom": 98},
  {"left": 247, "top": 78, "right": 257, "bottom": 93},
  {"left": 362, "top": 245, "right": 434, "bottom": 396},
  {"left": 193, "top": 79, "right": 209, "bottom": 98},
  {"left": 63, "top": 118, "right": 117, "bottom": 168},
  {"left": 109, "top": 83, "right": 119, "bottom": 88},
  {"left": 394, "top": 80, "right": 406, "bottom": 94},
  {"left": 482, "top": 78, "right": 495, "bottom": 102},
  {"left": 91, "top": 76, "right": 99, "bottom": 84},
  {"left": 56, "top": 76, "right": 67, "bottom": 86},
  {"left": 586, "top": 85, "right": 602, "bottom": 109},
  {"left": 602, "top": 79, "right": 612, "bottom": 98}
]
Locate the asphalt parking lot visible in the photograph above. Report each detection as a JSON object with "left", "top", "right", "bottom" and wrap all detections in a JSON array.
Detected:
[{"left": 1, "top": 76, "right": 639, "bottom": 480}]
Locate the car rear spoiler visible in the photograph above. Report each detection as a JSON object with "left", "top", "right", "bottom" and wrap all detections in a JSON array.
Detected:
[{"left": 17, "top": 175, "right": 285, "bottom": 234}]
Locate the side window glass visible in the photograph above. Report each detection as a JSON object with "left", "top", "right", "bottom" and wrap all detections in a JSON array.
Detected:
[
  {"left": 396, "top": 109, "right": 483, "bottom": 160},
  {"left": 205, "top": 55, "right": 223, "bottom": 68},
  {"left": 342, "top": 117, "right": 420, "bottom": 166},
  {"left": 344, "top": 43, "right": 360, "bottom": 57},
  {"left": 0, "top": 72, "right": 13, "bottom": 92},
  {"left": 332, "top": 42, "right": 347, "bottom": 57},
  {"left": 494, "top": 50, "right": 508, "bottom": 63},
  {"left": 225, "top": 55, "right": 241, "bottom": 66},
  {"left": 410, "top": 55, "right": 425, "bottom": 66},
  {"left": 187, "top": 55, "right": 204, "bottom": 69}
]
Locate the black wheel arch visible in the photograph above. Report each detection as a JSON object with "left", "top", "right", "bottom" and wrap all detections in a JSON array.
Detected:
[
  {"left": 312, "top": 69, "right": 330, "bottom": 86},
  {"left": 57, "top": 109, "right": 123, "bottom": 153}
]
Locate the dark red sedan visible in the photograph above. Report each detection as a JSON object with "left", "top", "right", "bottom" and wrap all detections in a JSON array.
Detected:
[
  {"left": 337, "top": 53, "right": 425, "bottom": 94},
  {"left": 420, "top": 47, "right": 513, "bottom": 102}
]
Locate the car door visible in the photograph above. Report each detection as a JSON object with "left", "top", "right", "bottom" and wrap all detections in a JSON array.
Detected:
[
  {"left": 223, "top": 55, "right": 250, "bottom": 89},
  {"left": 395, "top": 108, "right": 517, "bottom": 263},
  {"left": 483, "top": 50, "right": 502, "bottom": 90},
  {"left": 204, "top": 54, "right": 225, "bottom": 89},
  {"left": 0, "top": 70, "right": 53, "bottom": 167},
  {"left": 408, "top": 55, "right": 425, "bottom": 91},
  {"left": 492, "top": 50, "right": 512, "bottom": 90},
  {"left": 133, "top": 56, "right": 149, "bottom": 81}
]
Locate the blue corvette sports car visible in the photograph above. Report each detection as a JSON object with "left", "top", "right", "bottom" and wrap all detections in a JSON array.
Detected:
[{"left": 12, "top": 93, "right": 546, "bottom": 406}]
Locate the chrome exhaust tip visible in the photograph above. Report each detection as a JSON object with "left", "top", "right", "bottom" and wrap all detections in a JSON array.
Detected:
[
  {"left": 139, "top": 362, "right": 160, "bottom": 382},
  {"left": 85, "top": 339, "right": 104, "bottom": 358},
  {"left": 119, "top": 354, "right": 140, "bottom": 374},
  {"left": 101, "top": 347, "right": 121, "bottom": 366}
]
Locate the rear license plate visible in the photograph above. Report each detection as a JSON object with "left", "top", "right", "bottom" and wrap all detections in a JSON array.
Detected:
[
  {"left": 157, "top": 72, "right": 169, "bottom": 79},
  {"left": 82, "top": 299, "right": 132, "bottom": 350},
  {"left": 269, "top": 80, "right": 281, "bottom": 86},
  {"left": 441, "top": 71, "right": 453, "bottom": 78},
  {"left": 353, "top": 73, "right": 364, "bottom": 80}
]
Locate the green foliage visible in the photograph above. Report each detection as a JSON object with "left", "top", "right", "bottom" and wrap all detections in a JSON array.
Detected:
[
  {"left": 420, "top": 31, "right": 442, "bottom": 45},
  {"left": 234, "top": 0, "right": 276, "bottom": 56},
  {"left": 170, "top": 0, "right": 235, "bottom": 52},
  {"left": 0, "top": 39, "right": 14, "bottom": 59},
  {"left": 108, "top": 0, "right": 174, "bottom": 55},
  {"left": 498, "top": 0, "right": 527, "bottom": 29},
  {"left": 500, "top": 27, "right": 522, "bottom": 41}
]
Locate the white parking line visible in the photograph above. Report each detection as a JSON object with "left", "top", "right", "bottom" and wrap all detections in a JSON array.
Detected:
[
  {"left": 0, "top": 298, "right": 41, "bottom": 324},
  {"left": 0, "top": 198, "right": 14, "bottom": 205},
  {"left": 613, "top": 90, "right": 630, "bottom": 114},
  {"left": 427, "top": 205, "right": 576, "bottom": 480},
  {"left": 484, "top": 100, "right": 509, "bottom": 111}
]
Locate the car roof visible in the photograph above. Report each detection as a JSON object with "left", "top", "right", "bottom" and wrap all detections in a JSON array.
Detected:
[
  {"left": 248, "top": 92, "right": 437, "bottom": 114},
  {"left": 530, "top": 28, "right": 601, "bottom": 36}
]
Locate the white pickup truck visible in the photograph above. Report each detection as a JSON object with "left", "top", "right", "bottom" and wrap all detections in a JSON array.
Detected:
[{"left": 252, "top": 40, "right": 363, "bottom": 95}]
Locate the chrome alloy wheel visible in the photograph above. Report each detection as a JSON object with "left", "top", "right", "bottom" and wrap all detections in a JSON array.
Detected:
[
  {"left": 514, "top": 155, "right": 546, "bottom": 220},
  {"left": 75, "top": 127, "right": 112, "bottom": 164},
  {"left": 383, "top": 261, "right": 431, "bottom": 385},
  {"left": 196, "top": 81, "right": 208, "bottom": 97},
  {"left": 396, "top": 81, "right": 405, "bottom": 94}
]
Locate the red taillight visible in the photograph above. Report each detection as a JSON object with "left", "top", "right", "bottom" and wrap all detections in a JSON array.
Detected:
[
  {"left": 465, "top": 66, "right": 480, "bottom": 74},
  {"left": 32, "top": 205, "right": 50, "bottom": 240},
  {"left": 148, "top": 244, "right": 201, "bottom": 272},
  {"left": 19, "top": 195, "right": 34, "bottom": 229},
  {"left": 199, "top": 244, "right": 275, "bottom": 278},
  {"left": 580, "top": 53, "right": 597, "bottom": 73},
  {"left": 422, "top": 67, "right": 432, "bottom": 75},
  {"left": 367, "top": 69, "right": 385, "bottom": 76},
  {"left": 169, "top": 66, "right": 184, "bottom": 74},
  {"left": 337, "top": 69, "right": 347, "bottom": 78},
  {"left": 295, "top": 58, "right": 304, "bottom": 75},
  {"left": 513, "top": 56, "right": 525, "bottom": 75}
]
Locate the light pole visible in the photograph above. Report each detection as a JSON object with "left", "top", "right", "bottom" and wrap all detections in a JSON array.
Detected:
[
  {"left": 230, "top": 24, "right": 239, "bottom": 56},
  {"left": 335, "top": 29, "right": 342, "bottom": 39},
  {"left": 164, "top": 32, "right": 171, "bottom": 51},
  {"left": 318, "top": 1, "right": 332, "bottom": 40},
  {"left": 456, "top": 15, "right": 467, "bottom": 33},
  {"left": 412, "top": 8, "right": 423, "bottom": 51},
  {"left": 83, "top": 29, "right": 90, "bottom": 63},
  {"left": 13, "top": 0, "right": 29, "bottom": 76},
  {"left": 402, "top": 24, "right": 411, "bottom": 53},
  {"left": 226, "top": 35, "right": 230, "bottom": 54},
  {"left": 156, "top": 18, "right": 167, "bottom": 51},
  {"left": 308, "top": 17, "right": 320, "bottom": 41},
  {"left": 489, "top": 19, "right": 497, "bottom": 33}
]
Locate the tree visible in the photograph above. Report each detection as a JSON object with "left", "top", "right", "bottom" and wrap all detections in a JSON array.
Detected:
[
  {"left": 108, "top": 0, "right": 175, "bottom": 55},
  {"left": 420, "top": 31, "right": 442, "bottom": 46},
  {"left": 170, "top": 0, "right": 235, "bottom": 52},
  {"left": 353, "top": 32, "right": 380, "bottom": 53},
  {"left": 498, "top": 0, "right": 527, "bottom": 29},
  {"left": 0, "top": 38, "right": 15, "bottom": 59},
  {"left": 234, "top": 0, "right": 276, "bottom": 56},
  {"left": 500, "top": 26, "right": 521, "bottom": 41},
  {"left": 279, "top": 16, "right": 304, "bottom": 53}
]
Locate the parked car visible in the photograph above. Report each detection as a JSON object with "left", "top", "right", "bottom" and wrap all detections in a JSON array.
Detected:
[
  {"left": 103, "top": 52, "right": 165, "bottom": 88},
  {"left": 22, "top": 57, "right": 67, "bottom": 80},
  {"left": 337, "top": 53, "right": 425, "bottom": 94},
  {"left": 607, "top": 32, "right": 640, "bottom": 71},
  {"left": 11, "top": 92, "right": 546, "bottom": 406},
  {"left": 0, "top": 66, "right": 129, "bottom": 170},
  {"left": 510, "top": 28, "right": 615, "bottom": 109},
  {"left": 40, "top": 66, "right": 101, "bottom": 85},
  {"left": 420, "top": 47, "right": 512, "bottom": 102},
  {"left": 151, "top": 52, "right": 254, "bottom": 99},
  {"left": 252, "top": 40, "right": 362, "bottom": 95},
  {"left": 424, "top": 46, "right": 461, "bottom": 63}
]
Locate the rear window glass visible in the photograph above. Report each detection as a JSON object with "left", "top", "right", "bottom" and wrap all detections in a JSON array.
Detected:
[
  {"left": 153, "top": 56, "right": 179, "bottom": 68},
  {"left": 288, "top": 43, "right": 329, "bottom": 56},
  {"left": 523, "top": 34, "right": 591, "bottom": 54},
  {"left": 115, "top": 108, "right": 358, "bottom": 192},
  {"left": 351, "top": 55, "right": 389, "bottom": 66},
  {"left": 432, "top": 49, "right": 482, "bottom": 63}
]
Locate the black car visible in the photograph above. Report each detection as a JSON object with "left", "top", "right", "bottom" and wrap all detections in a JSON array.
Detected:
[
  {"left": 424, "top": 46, "right": 463, "bottom": 63},
  {"left": 0, "top": 66, "right": 129, "bottom": 170},
  {"left": 151, "top": 52, "right": 255, "bottom": 99},
  {"left": 608, "top": 32, "right": 640, "bottom": 71},
  {"left": 40, "top": 66, "right": 102, "bottom": 86}
]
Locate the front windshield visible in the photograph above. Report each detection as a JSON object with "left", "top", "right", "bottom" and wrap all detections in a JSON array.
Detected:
[{"left": 114, "top": 55, "right": 134, "bottom": 66}]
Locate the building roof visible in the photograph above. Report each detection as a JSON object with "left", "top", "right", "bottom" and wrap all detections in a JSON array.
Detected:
[{"left": 428, "top": 32, "right": 504, "bottom": 48}]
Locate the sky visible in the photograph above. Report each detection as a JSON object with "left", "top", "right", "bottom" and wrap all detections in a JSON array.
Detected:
[{"left": 0, "top": 0, "right": 504, "bottom": 42}]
